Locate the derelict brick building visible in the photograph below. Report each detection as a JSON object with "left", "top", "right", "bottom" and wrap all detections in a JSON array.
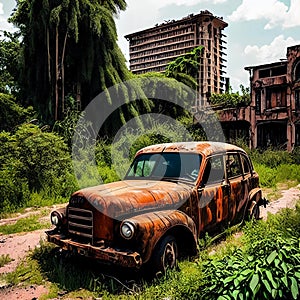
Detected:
[
  {"left": 125, "top": 10, "right": 228, "bottom": 104},
  {"left": 244, "top": 45, "right": 300, "bottom": 151}
]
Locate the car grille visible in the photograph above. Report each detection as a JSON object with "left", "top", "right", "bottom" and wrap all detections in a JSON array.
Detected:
[{"left": 68, "top": 207, "right": 93, "bottom": 244}]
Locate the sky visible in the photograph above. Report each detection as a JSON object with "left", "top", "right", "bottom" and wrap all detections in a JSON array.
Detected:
[{"left": 1, "top": 0, "right": 300, "bottom": 91}]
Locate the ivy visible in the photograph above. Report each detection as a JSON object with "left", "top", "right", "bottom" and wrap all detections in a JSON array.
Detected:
[{"left": 210, "top": 85, "right": 251, "bottom": 108}]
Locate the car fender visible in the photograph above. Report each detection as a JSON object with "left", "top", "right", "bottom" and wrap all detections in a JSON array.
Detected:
[
  {"left": 124, "top": 209, "right": 197, "bottom": 263},
  {"left": 248, "top": 187, "right": 262, "bottom": 213}
]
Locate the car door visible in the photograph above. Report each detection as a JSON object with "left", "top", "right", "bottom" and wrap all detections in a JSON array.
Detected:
[
  {"left": 198, "top": 154, "right": 229, "bottom": 233},
  {"left": 225, "top": 152, "right": 247, "bottom": 223}
]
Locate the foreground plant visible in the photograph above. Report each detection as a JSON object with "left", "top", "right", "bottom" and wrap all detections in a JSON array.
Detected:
[{"left": 198, "top": 209, "right": 300, "bottom": 300}]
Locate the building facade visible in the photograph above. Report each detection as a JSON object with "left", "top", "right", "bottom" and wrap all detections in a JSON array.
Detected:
[
  {"left": 125, "top": 10, "right": 228, "bottom": 104},
  {"left": 244, "top": 44, "right": 300, "bottom": 151}
]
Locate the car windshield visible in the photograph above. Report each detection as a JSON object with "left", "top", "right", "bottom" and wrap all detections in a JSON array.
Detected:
[{"left": 125, "top": 152, "right": 202, "bottom": 182}]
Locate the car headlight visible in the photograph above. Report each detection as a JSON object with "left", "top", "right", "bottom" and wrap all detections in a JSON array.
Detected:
[
  {"left": 120, "top": 221, "right": 135, "bottom": 239},
  {"left": 51, "top": 213, "right": 59, "bottom": 226},
  {"left": 50, "top": 209, "right": 65, "bottom": 228}
]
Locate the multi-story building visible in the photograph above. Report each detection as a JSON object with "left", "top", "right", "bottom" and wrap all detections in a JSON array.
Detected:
[
  {"left": 244, "top": 44, "right": 300, "bottom": 151},
  {"left": 125, "top": 10, "right": 228, "bottom": 104},
  {"left": 209, "top": 44, "right": 300, "bottom": 151}
]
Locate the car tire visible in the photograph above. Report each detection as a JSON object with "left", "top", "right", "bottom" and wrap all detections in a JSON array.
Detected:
[
  {"left": 151, "top": 235, "right": 178, "bottom": 275},
  {"left": 250, "top": 202, "right": 260, "bottom": 220}
]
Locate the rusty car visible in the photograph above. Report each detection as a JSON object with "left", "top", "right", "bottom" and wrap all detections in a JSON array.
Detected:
[{"left": 46, "top": 142, "right": 266, "bottom": 274}]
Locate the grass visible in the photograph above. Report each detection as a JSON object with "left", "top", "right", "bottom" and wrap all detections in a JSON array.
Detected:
[
  {"left": 0, "top": 213, "right": 50, "bottom": 235},
  {"left": 0, "top": 254, "right": 13, "bottom": 267}
]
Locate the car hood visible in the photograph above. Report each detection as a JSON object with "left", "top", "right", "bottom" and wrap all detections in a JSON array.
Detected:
[{"left": 72, "top": 180, "right": 193, "bottom": 219}]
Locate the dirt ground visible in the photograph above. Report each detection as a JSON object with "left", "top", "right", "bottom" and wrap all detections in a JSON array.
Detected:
[{"left": 0, "top": 185, "right": 299, "bottom": 300}]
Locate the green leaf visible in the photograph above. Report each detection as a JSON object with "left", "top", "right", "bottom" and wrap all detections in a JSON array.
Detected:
[
  {"left": 240, "top": 269, "right": 252, "bottom": 277},
  {"left": 291, "top": 277, "right": 299, "bottom": 300},
  {"left": 281, "top": 276, "right": 289, "bottom": 288},
  {"left": 250, "top": 274, "right": 259, "bottom": 293},
  {"left": 223, "top": 276, "right": 235, "bottom": 285},
  {"left": 234, "top": 278, "right": 240, "bottom": 287},
  {"left": 272, "top": 289, "right": 277, "bottom": 298},
  {"left": 217, "top": 295, "right": 231, "bottom": 300},
  {"left": 281, "top": 261, "right": 288, "bottom": 273},
  {"left": 265, "top": 270, "right": 278, "bottom": 289},
  {"left": 262, "top": 279, "right": 272, "bottom": 293},
  {"left": 267, "top": 250, "right": 277, "bottom": 265},
  {"left": 274, "top": 258, "right": 280, "bottom": 268}
]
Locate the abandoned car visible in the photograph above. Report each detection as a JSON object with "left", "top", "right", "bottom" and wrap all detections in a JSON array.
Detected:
[{"left": 46, "top": 142, "right": 266, "bottom": 274}]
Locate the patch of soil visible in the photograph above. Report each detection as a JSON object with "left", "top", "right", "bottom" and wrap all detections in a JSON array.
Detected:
[
  {"left": 0, "top": 230, "right": 47, "bottom": 274},
  {"left": 0, "top": 284, "right": 49, "bottom": 300}
]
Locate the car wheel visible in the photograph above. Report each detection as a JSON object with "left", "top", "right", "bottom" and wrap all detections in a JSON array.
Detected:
[
  {"left": 250, "top": 202, "right": 260, "bottom": 220},
  {"left": 152, "top": 235, "right": 178, "bottom": 275}
]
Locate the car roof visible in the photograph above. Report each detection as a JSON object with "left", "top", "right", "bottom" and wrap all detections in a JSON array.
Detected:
[{"left": 135, "top": 142, "right": 246, "bottom": 157}]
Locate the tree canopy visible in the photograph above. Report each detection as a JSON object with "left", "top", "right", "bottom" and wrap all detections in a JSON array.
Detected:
[{"left": 10, "top": 0, "right": 151, "bottom": 134}]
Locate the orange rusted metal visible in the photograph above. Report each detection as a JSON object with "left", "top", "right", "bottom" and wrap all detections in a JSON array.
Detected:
[{"left": 46, "top": 142, "right": 263, "bottom": 271}]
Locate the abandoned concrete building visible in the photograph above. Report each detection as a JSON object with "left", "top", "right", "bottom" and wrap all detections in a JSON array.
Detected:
[
  {"left": 125, "top": 11, "right": 300, "bottom": 151},
  {"left": 125, "top": 10, "right": 228, "bottom": 104},
  {"left": 242, "top": 44, "right": 300, "bottom": 151},
  {"left": 216, "top": 45, "right": 300, "bottom": 151}
]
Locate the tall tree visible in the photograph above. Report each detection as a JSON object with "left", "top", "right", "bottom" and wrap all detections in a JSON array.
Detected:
[{"left": 11, "top": 0, "right": 149, "bottom": 133}]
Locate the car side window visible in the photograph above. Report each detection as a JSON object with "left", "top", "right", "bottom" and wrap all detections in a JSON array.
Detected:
[
  {"left": 226, "top": 153, "right": 242, "bottom": 178},
  {"left": 202, "top": 155, "right": 225, "bottom": 185},
  {"left": 241, "top": 154, "right": 251, "bottom": 175}
]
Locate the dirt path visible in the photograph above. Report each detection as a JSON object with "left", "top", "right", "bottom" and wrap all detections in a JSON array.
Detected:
[
  {"left": 259, "top": 185, "right": 300, "bottom": 219},
  {"left": 0, "top": 186, "right": 299, "bottom": 299}
]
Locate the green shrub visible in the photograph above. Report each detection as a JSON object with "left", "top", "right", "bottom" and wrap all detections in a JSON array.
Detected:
[
  {"left": 253, "top": 162, "right": 300, "bottom": 188},
  {"left": 0, "top": 93, "right": 34, "bottom": 132},
  {"left": 253, "top": 164, "right": 276, "bottom": 188},
  {"left": 198, "top": 206, "right": 300, "bottom": 300},
  {"left": 292, "top": 146, "right": 300, "bottom": 164},
  {"left": 14, "top": 124, "right": 77, "bottom": 194},
  {"left": 200, "top": 236, "right": 300, "bottom": 300},
  {"left": 0, "top": 162, "right": 31, "bottom": 213},
  {"left": 0, "top": 124, "right": 77, "bottom": 214},
  {"left": 250, "top": 148, "right": 292, "bottom": 168}
]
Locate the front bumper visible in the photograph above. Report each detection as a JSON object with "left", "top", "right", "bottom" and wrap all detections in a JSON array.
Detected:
[{"left": 46, "top": 230, "right": 142, "bottom": 268}]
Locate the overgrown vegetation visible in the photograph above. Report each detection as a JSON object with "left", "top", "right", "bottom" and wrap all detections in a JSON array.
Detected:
[
  {"left": 210, "top": 85, "right": 251, "bottom": 108},
  {"left": 200, "top": 211, "right": 300, "bottom": 300},
  {"left": 0, "top": 122, "right": 77, "bottom": 216}
]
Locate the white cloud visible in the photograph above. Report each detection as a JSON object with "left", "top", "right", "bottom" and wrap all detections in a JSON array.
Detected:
[
  {"left": 228, "top": 0, "right": 300, "bottom": 29},
  {"left": 0, "top": 3, "right": 4, "bottom": 15},
  {"left": 244, "top": 35, "right": 300, "bottom": 65},
  {"left": 281, "top": 0, "right": 300, "bottom": 28}
]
